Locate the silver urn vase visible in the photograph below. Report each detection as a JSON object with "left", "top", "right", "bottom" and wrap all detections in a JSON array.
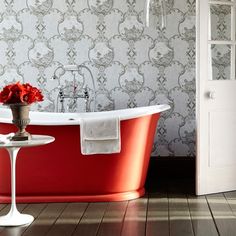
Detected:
[{"left": 9, "top": 103, "right": 31, "bottom": 141}]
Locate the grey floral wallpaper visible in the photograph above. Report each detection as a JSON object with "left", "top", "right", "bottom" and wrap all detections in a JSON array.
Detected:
[{"left": 0, "top": 0, "right": 196, "bottom": 157}]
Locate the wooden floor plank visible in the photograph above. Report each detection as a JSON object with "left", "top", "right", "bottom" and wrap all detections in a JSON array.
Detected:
[
  {"left": 206, "top": 193, "right": 236, "bottom": 236},
  {"left": 146, "top": 192, "right": 169, "bottom": 236},
  {"left": 22, "top": 203, "right": 67, "bottom": 236},
  {"left": 97, "top": 201, "right": 128, "bottom": 236},
  {"left": 0, "top": 203, "right": 46, "bottom": 236},
  {"left": 224, "top": 191, "right": 236, "bottom": 199},
  {"left": 188, "top": 196, "right": 218, "bottom": 236},
  {"left": 46, "top": 203, "right": 88, "bottom": 236},
  {"left": 72, "top": 202, "right": 108, "bottom": 236},
  {"left": 224, "top": 191, "right": 236, "bottom": 214},
  {"left": 3, "top": 181, "right": 236, "bottom": 236},
  {"left": 169, "top": 194, "right": 194, "bottom": 236},
  {"left": 0, "top": 205, "right": 7, "bottom": 213},
  {"left": 121, "top": 197, "right": 148, "bottom": 236}
]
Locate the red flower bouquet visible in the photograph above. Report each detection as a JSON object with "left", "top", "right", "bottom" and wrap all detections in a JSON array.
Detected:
[
  {"left": 0, "top": 82, "right": 44, "bottom": 141},
  {"left": 0, "top": 82, "right": 44, "bottom": 105}
]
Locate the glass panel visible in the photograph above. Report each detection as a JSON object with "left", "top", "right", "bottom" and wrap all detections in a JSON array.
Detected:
[
  {"left": 210, "top": 44, "right": 231, "bottom": 80},
  {"left": 210, "top": 4, "right": 231, "bottom": 40}
]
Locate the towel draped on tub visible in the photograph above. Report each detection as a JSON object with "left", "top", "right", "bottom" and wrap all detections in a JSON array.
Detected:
[{"left": 80, "top": 117, "right": 121, "bottom": 155}]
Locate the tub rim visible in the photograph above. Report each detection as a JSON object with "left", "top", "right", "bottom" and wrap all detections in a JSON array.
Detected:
[{"left": 0, "top": 104, "right": 170, "bottom": 126}]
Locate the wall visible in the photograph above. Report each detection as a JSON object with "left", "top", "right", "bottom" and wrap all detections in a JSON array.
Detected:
[{"left": 0, "top": 0, "right": 196, "bottom": 156}]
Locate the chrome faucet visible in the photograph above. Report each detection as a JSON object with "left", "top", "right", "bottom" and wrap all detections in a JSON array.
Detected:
[
  {"left": 52, "top": 65, "right": 96, "bottom": 113},
  {"left": 58, "top": 86, "right": 89, "bottom": 113}
]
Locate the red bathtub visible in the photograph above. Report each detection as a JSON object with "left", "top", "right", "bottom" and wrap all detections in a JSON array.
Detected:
[{"left": 0, "top": 105, "right": 169, "bottom": 203}]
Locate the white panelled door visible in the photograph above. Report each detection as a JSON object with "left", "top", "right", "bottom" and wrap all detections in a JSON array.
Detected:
[{"left": 197, "top": 0, "right": 236, "bottom": 195}]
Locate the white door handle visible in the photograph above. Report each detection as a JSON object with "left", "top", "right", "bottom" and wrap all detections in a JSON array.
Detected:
[{"left": 208, "top": 91, "right": 216, "bottom": 99}]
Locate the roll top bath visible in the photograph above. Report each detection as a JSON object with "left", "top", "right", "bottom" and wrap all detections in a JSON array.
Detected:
[
  {"left": 80, "top": 117, "right": 121, "bottom": 155},
  {"left": 0, "top": 104, "right": 170, "bottom": 202}
]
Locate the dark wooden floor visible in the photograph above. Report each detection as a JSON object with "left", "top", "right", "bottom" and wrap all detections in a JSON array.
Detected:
[{"left": 0, "top": 179, "right": 236, "bottom": 236}]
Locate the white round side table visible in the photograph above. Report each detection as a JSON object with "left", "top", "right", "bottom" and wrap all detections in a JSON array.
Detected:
[{"left": 0, "top": 135, "right": 55, "bottom": 226}]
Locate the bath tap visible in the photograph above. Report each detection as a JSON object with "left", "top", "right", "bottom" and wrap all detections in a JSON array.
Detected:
[
  {"left": 83, "top": 86, "right": 90, "bottom": 112},
  {"left": 52, "top": 64, "right": 96, "bottom": 113},
  {"left": 51, "top": 66, "right": 64, "bottom": 82},
  {"left": 57, "top": 85, "right": 90, "bottom": 113},
  {"left": 58, "top": 86, "right": 65, "bottom": 113}
]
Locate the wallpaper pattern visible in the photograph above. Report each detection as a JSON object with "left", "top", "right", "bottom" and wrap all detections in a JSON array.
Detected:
[{"left": 0, "top": 0, "right": 196, "bottom": 156}]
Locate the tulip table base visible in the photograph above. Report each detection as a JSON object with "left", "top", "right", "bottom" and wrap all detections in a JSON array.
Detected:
[
  {"left": 0, "top": 209, "right": 34, "bottom": 226},
  {"left": 0, "top": 135, "right": 55, "bottom": 226}
]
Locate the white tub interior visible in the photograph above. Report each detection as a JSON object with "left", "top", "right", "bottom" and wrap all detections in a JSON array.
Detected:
[{"left": 0, "top": 104, "right": 170, "bottom": 126}]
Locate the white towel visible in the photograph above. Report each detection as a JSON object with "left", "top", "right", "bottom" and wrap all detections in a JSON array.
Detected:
[
  {"left": 0, "top": 133, "right": 14, "bottom": 144},
  {"left": 80, "top": 117, "right": 121, "bottom": 155}
]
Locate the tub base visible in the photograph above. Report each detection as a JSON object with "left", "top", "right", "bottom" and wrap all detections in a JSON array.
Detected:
[{"left": 0, "top": 188, "right": 145, "bottom": 203}]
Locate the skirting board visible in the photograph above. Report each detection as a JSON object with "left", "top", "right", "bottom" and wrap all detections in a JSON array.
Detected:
[{"left": 146, "top": 156, "right": 195, "bottom": 180}]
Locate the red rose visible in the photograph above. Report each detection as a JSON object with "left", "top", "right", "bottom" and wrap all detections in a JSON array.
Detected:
[
  {"left": 8, "top": 82, "right": 27, "bottom": 103},
  {"left": 23, "top": 83, "right": 44, "bottom": 104},
  {"left": 0, "top": 82, "right": 44, "bottom": 105},
  {"left": 0, "top": 85, "right": 13, "bottom": 103}
]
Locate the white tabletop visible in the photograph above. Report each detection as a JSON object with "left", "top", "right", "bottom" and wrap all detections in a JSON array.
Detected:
[{"left": 0, "top": 135, "right": 55, "bottom": 148}]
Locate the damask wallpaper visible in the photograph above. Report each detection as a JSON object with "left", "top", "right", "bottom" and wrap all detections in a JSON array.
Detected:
[{"left": 0, "top": 0, "right": 196, "bottom": 156}]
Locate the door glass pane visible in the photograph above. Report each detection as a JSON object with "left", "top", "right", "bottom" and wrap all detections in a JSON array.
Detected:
[
  {"left": 210, "top": 44, "right": 231, "bottom": 80},
  {"left": 210, "top": 4, "right": 231, "bottom": 40}
]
